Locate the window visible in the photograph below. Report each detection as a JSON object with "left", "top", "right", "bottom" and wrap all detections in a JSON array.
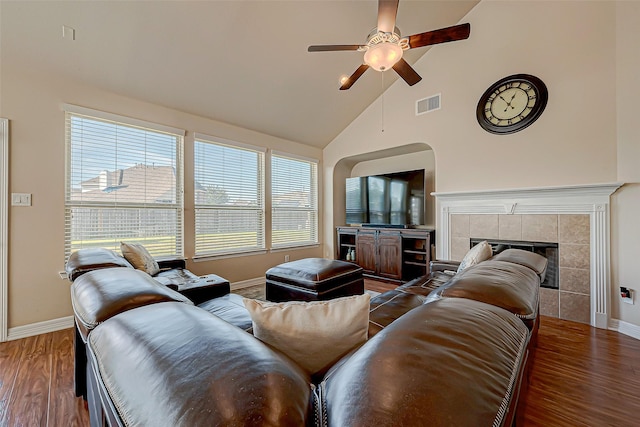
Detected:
[
  {"left": 194, "top": 134, "right": 265, "bottom": 257},
  {"left": 271, "top": 152, "right": 318, "bottom": 248},
  {"left": 64, "top": 105, "right": 184, "bottom": 259}
]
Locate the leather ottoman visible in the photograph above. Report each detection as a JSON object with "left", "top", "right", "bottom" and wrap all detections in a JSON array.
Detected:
[{"left": 265, "top": 258, "right": 364, "bottom": 302}]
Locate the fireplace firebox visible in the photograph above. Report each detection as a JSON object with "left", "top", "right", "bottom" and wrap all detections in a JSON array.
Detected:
[{"left": 470, "top": 238, "right": 559, "bottom": 289}]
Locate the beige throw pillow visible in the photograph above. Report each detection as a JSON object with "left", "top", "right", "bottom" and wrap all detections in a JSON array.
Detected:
[
  {"left": 120, "top": 242, "right": 160, "bottom": 276},
  {"left": 243, "top": 293, "right": 370, "bottom": 376},
  {"left": 457, "top": 240, "right": 492, "bottom": 273}
]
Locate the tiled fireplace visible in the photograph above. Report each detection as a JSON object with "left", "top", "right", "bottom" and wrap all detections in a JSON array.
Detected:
[
  {"left": 434, "top": 183, "right": 622, "bottom": 329},
  {"left": 451, "top": 213, "right": 590, "bottom": 323}
]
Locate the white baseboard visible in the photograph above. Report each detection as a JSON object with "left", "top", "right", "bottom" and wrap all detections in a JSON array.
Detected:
[
  {"left": 609, "top": 318, "right": 640, "bottom": 341},
  {"left": 231, "top": 277, "right": 265, "bottom": 291},
  {"left": 7, "top": 315, "right": 74, "bottom": 341}
]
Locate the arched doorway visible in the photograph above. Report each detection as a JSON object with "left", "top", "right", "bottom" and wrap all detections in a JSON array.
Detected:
[{"left": 328, "top": 142, "right": 435, "bottom": 258}]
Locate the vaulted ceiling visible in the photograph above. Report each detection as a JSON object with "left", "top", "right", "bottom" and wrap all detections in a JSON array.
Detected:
[{"left": 1, "top": 1, "right": 478, "bottom": 148}]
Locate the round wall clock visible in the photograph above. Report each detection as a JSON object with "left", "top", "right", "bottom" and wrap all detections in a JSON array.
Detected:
[{"left": 476, "top": 74, "right": 548, "bottom": 135}]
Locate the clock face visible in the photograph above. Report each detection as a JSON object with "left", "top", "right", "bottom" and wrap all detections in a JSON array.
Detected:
[{"left": 476, "top": 74, "right": 548, "bottom": 135}]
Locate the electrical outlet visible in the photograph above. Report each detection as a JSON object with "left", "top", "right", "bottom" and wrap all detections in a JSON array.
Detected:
[
  {"left": 620, "top": 286, "right": 634, "bottom": 305},
  {"left": 284, "top": 255, "right": 290, "bottom": 262}
]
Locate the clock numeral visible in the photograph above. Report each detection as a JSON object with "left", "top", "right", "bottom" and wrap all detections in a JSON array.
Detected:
[
  {"left": 507, "top": 119, "right": 513, "bottom": 125},
  {"left": 484, "top": 108, "right": 491, "bottom": 113},
  {"left": 505, "top": 83, "right": 513, "bottom": 88},
  {"left": 529, "top": 94, "right": 537, "bottom": 100},
  {"left": 519, "top": 115, "right": 525, "bottom": 121}
]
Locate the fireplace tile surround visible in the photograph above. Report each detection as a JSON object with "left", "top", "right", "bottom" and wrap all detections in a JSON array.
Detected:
[
  {"left": 434, "top": 183, "right": 623, "bottom": 329},
  {"left": 451, "top": 213, "right": 590, "bottom": 323}
]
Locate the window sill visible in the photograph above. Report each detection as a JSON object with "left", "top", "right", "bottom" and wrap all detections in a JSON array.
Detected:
[
  {"left": 192, "top": 250, "right": 267, "bottom": 262},
  {"left": 270, "top": 244, "right": 320, "bottom": 253}
]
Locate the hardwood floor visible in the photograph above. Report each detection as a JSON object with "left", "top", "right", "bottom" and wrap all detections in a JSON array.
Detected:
[
  {"left": 1, "top": 308, "right": 639, "bottom": 426},
  {"left": 517, "top": 317, "right": 640, "bottom": 427},
  {"left": 0, "top": 329, "right": 88, "bottom": 426}
]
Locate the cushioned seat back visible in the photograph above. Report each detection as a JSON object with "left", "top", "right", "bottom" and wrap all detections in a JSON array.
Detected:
[
  {"left": 425, "top": 259, "right": 541, "bottom": 329},
  {"left": 71, "top": 267, "right": 192, "bottom": 340},
  {"left": 368, "top": 290, "right": 425, "bottom": 338},
  {"left": 396, "top": 271, "right": 452, "bottom": 296},
  {"left": 88, "top": 302, "right": 311, "bottom": 426},
  {"left": 493, "top": 248, "right": 548, "bottom": 282},
  {"left": 65, "top": 247, "right": 133, "bottom": 281},
  {"left": 321, "top": 298, "right": 529, "bottom": 427}
]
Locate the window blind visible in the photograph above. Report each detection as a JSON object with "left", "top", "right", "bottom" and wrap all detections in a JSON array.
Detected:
[
  {"left": 194, "top": 136, "right": 265, "bottom": 256},
  {"left": 271, "top": 153, "right": 318, "bottom": 248},
  {"left": 64, "top": 110, "right": 184, "bottom": 259}
]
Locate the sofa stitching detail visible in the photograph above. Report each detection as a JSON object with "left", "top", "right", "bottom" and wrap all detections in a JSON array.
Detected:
[{"left": 492, "top": 319, "right": 528, "bottom": 427}]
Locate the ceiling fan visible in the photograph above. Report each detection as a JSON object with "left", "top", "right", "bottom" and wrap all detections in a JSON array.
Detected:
[{"left": 308, "top": 0, "right": 470, "bottom": 90}]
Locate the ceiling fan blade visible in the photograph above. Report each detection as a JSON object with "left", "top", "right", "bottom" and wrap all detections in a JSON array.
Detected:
[
  {"left": 377, "top": 0, "right": 399, "bottom": 33},
  {"left": 308, "top": 45, "right": 362, "bottom": 52},
  {"left": 407, "top": 23, "right": 471, "bottom": 49},
  {"left": 340, "top": 64, "right": 370, "bottom": 90},
  {"left": 392, "top": 58, "right": 422, "bottom": 86}
]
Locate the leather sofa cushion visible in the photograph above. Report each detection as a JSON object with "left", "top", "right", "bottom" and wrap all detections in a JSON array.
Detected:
[
  {"left": 65, "top": 247, "right": 133, "bottom": 281},
  {"left": 368, "top": 290, "right": 425, "bottom": 338},
  {"left": 426, "top": 260, "right": 540, "bottom": 324},
  {"left": 198, "top": 293, "right": 253, "bottom": 332},
  {"left": 265, "top": 258, "right": 363, "bottom": 293},
  {"left": 396, "top": 272, "right": 451, "bottom": 296},
  {"left": 71, "top": 267, "right": 192, "bottom": 340},
  {"left": 322, "top": 298, "right": 529, "bottom": 427},
  {"left": 88, "top": 302, "right": 311, "bottom": 426},
  {"left": 493, "top": 248, "right": 548, "bottom": 283}
]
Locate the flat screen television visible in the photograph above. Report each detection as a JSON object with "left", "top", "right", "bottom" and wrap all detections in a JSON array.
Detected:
[{"left": 346, "top": 169, "right": 424, "bottom": 227}]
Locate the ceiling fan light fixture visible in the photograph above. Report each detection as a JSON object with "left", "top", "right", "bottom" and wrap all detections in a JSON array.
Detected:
[{"left": 364, "top": 42, "right": 403, "bottom": 71}]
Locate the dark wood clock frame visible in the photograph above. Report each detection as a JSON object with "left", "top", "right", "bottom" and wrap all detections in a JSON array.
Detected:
[{"left": 476, "top": 74, "right": 548, "bottom": 135}]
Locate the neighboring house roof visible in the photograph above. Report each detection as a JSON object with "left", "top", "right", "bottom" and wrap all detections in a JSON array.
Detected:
[{"left": 71, "top": 164, "right": 176, "bottom": 204}]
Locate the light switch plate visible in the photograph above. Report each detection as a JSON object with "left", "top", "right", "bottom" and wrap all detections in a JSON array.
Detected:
[{"left": 11, "top": 193, "right": 31, "bottom": 206}]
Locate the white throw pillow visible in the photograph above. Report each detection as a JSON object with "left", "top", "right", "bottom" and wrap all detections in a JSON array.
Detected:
[
  {"left": 120, "top": 242, "right": 160, "bottom": 276},
  {"left": 457, "top": 240, "right": 492, "bottom": 273},
  {"left": 243, "top": 293, "right": 370, "bottom": 376}
]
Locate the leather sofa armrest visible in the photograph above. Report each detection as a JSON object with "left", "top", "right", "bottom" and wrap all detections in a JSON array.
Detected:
[
  {"left": 156, "top": 258, "right": 186, "bottom": 271},
  {"left": 429, "top": 260, "right": 461, "bottom": 273}
]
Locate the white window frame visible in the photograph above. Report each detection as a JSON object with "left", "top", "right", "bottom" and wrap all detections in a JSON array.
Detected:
[
  {"left": 193, "top": 133, "right": 266, "bottom": 258},
  {"left": 63, "top": 105, "right": 185, "bottom": 259},
  {"left": 270, "top": 151, "right": 319, "bottom": 250}
]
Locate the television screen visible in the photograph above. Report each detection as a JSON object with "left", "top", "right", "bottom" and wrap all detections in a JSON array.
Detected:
[
  {"left": 345, "top": 169, "right": 424, "bottom": 227},
  {"left": 345, "top": 177, "right": 367, "bottom": 224},
  {"left": 367, "top": 176, "right": 390, "bottom": 224},
  {"left": 389, "top": 179, "right": 408, "bottom": 225}
]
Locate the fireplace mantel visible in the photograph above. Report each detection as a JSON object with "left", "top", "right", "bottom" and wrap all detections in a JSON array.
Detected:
[{"left": 433, "top": 182, "right": 623, "bottom": 329}]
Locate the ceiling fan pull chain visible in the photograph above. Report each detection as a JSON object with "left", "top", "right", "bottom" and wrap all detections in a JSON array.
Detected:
[{"left": 381, "top": 71, "right": 385, "bottom": 133}]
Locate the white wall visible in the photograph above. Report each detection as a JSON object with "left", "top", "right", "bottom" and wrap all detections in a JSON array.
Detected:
[
  {"left": 324, "top": 1, "right": 640, "bottom": 328},
  {"left": 612, "top": 1, "right": 640, "bottom": 325}
]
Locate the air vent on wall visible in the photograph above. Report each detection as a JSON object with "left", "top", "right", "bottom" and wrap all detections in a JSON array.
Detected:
[{"left": 416, "top": 94, "right": 441, "bottom": 115}]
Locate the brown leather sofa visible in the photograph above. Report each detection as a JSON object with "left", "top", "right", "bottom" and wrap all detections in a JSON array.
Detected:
[
  {"left": 67, "top": 248, "right": 545, "bottom": 426},
  {"left": 65, "top": 248, "right": 231, "bottom": 403}
]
